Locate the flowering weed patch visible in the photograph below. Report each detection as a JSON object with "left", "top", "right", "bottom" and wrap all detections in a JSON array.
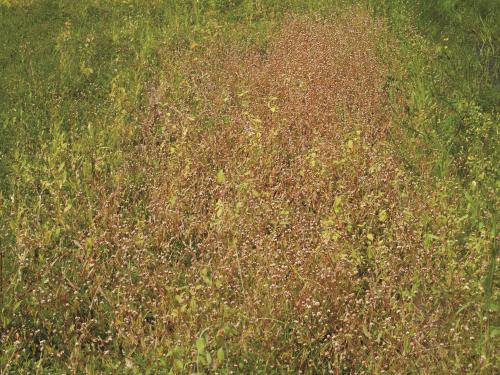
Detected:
[{"left": 1, "top": 1, "right": 497, "bottom": 373}]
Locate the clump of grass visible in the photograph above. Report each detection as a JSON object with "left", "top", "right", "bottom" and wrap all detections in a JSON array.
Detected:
[{"left": 374, "top": 2, "right": 499, "bottom": 361}]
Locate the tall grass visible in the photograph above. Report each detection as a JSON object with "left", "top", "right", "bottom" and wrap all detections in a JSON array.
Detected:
[{"left": 373, "top": 0, "right": 499, "bottom": 314}]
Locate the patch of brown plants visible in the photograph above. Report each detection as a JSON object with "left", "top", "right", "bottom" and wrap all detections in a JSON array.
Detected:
[
  {"left": 3, "top": 10, "right": 488, "bottom": 374},
  {"left": 138, "top": 11, "right": 486, "bottom": 372}
]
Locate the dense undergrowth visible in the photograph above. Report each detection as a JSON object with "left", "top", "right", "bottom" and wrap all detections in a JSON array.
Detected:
[{"left": 0, "top": 0, "right": 498, "bottom": 373}]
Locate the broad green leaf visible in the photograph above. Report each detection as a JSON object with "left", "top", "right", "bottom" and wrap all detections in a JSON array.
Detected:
[
  {"left": 196, "top": 337, "right": 205, "bottom": 353},
  {"left": 217, "top": 347, "right": 225, "bottom": 362},
  {"left": 174, "top": 360, "right": 184, "bottom": 370}
]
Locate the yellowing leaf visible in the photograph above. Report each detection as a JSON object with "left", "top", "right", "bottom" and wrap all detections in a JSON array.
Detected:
[
  {"left": 169, "top": 195, "right": 177, "bottom": 206},
  {"left": 216, "top": 200, "right": 223, "bottom": 218},
  {"left": 216, "top": 169, "right": 225, "bottom": 184},
  {"left": 378, "top": 210, "right": 388, "bottom": 222},
  {"left": 125, "top": 358, "right": 134, "bottom": 369},
  {"left": 80, "top": 63, "right": 93, "bottom": 76}
]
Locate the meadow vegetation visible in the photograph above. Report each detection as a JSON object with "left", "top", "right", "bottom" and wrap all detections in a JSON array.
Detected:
[{"left": 0, "top": 0, "right": 498, "bottom": 373}]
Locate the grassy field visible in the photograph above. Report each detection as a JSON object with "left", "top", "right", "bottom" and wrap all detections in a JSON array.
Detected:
[{"left": 0, "top": 0, "right": 498, "bottom": 373}]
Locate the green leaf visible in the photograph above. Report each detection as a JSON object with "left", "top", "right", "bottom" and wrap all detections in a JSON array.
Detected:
[
  {"left": 206, "top": 351, "right": 212, "bottom": 366},
  {"left": 216, "top": 169, "right": 225, "bottom": 184},
  {"left": 174, "top": 359, "right": 184, "bottom": 370},
  {"left": 334, "top": 196, "right": 342, "bottom": 214},
  {"left": 489, "top": 326, "right": 500, "bottom": 339},
  {"left": 217, "top": 347, "right": 225, "bottom": 362},
  {"left": 487, "top": 302, "right": 499, "bottom": 312},
  {"left": 202, "top": 269, "right": 213, "bottom": 286},
  {"left": 196, "top": 337, "right": 206, "bottom": 353}
]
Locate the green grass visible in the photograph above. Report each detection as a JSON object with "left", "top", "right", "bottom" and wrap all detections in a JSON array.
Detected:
[
  {"left": 376, "top": 0, "right": 499, "bottom": 308},
  {"left": 1, "top": 0, "right": 498, "bottom": 373}
]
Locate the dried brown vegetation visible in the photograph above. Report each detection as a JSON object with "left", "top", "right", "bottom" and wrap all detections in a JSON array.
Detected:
[
  {"left": 138, "top": 12, "right": 487, "bottom": 372},
  {"left": 3, "top": 10, "right": 493, "bottom": 374}
]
